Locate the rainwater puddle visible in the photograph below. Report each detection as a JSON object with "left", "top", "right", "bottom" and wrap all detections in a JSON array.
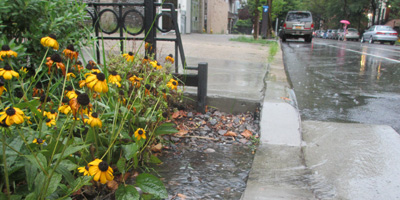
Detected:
[{"left": 153, "top": 142, "right": 255, "bottom": 199}]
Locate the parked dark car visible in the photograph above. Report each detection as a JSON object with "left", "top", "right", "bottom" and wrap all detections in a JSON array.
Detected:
[
  {"left": 361, "top": 25, "right": 398, "bottom": 45},
  {"left": 281, "top": 11, "right": 314, "bottom": 43}
]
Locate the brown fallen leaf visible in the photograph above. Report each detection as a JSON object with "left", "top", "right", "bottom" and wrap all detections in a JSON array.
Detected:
[
  {"left": 106, "top": 180, "right": 119, "bottom": 191},
  {"left": 175, "top": 129, "right": 188, "bottom": 136},
  {"left": 241, "top": 130, "right": 252, "bottom": 139},
  {"left": 172, "top": 111, "right": 180, "bottom": 119},
  {"left": 177, "top": 193, "right": 187, "bottom": 200},
  {"left": 151, "top": 143, "right": 162, "bottom": 152},
  {"left": 224, "top": 131, "right": 237, "bottom": 137}
]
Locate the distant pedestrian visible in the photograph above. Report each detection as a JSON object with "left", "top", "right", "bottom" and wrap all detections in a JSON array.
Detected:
[{"left": 343, "top": 24, "right": 348, "bottom": 41}]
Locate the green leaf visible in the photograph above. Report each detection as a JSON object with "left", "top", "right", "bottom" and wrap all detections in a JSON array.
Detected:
[
  {"left": 154, "top": 123, "right": 178, "bottom": 136},
  {"left": 10, "top": 195, "right": 22, "bottom": 200},
  {"left": 45, "top": 173, "right": 62, "bottom": 196},
  {"left": 25, "top": 160, "right": 38, "bottom": 191},
  {"left": 115, "top": 185, "right": 140, "bottom": 200},
  {"left": 149, "top": 155, "right": 162, "bottom": 164},
  {"left": 117, "top": 158, "right": 126, "bottom": 174},
  {"left": 122, "top": 143, "right": 138, "bottom": 160},
  {"left": 55, "top": 165, "right": 75, "bottom": 186},
  {"left": 52, "top": 144, "right": 90, "bottom": 161},
  {"left": 60, "top": 159, "right": 78, "bottom": 171},
  {"left": 23, "top": 193, "right": 37, "bottom": 200},
  {"left": 136, "top": 173, "right": 168, "bottom": 199},
  {"left": 25, "top": 153, "right": 47, "bottom": 173}
]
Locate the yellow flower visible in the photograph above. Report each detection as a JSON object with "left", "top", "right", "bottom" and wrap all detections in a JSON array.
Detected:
[
  {"left": 145, "top": 42, "right": 152, "bottom": 51},
  {"left": 19, "top": 67, "right": 28, "bottom": 74},
  {"left": 122, "top": 52, "right": 134, "bottom": 62},
  {"left": 46, "top": 118, "right": 56, "bottom": 127},
  {"left": 142, "top": 55, "right": 150, "bottom": 64},
  {"left": 84, "top": 112, "right": 102, "bottom": 128},
  {"left": 78, "top": 166, "right": 90, "bottom": 176},
  {"left": 0, "top": 65, "right": 19, "bottom": 80},
  {"left": 46, "top": 110, "right": 57, "bottom": 120},
  {"left": 129, "top": 75, "right": 143, "bottom": 88},
  {"left": 65, "top": 86, "right": 78, "bottom": 99},
  {"left": 0, "top": 79, "right": 6, "bottom": 96},
  {"left": 72, "top": 61, "right": 84, "bottom": 71},
  {"left": 149, "top": 61, "right": 158, "bottom": 68},
  {"left": 66, "top": 72, "right": 76, "bottom": 81},
  {"left": 0, "top": 45, "right": 18, "bottom": 60},
  {"left": 88, "top": 159, "right": 114, "bottom": 184},
  {"left": 33, "top": 138, "right": 46, "bottom": 145},
  {"left": 165, "top": 54, "right": 174, "bottom": 63},
  {"left": 108, "top": 71, "right": 121, "bottom": 87},
  {"left": 62, "top": 44, "right": 79, "bottom": 60},
  {"left": 85, "top": 73, "right": 108, "bottom": 93},
  {"left": 69, "top": 93, "right": 92, "bottom": 120},
  {"left": 0, "top": 107, "right": 24, "bottom": 127},
  {"left": 46, "top": 54, "right": 66, "bottom": 76},
  {"left": 58, "top": 105, "right": 71, "bottom": 115},
  {"left": 40, "top": 34, "right": 59, "bottom": 50},
  {"left": 134, "top": 128, "right": 146, "bottom": 141},
  {"left": 167, "top": 78, "right": 178, "bottom": 90}
]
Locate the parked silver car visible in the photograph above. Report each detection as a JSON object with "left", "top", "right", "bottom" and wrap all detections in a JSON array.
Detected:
[
  {"left": 361, "top": 25, "right": 398, "bottom": 45},
  {"left": 281, "top": 11, "right": 314, "bottom": 43},
  {"left": 339, "top": 28, "right": 359, "bottom": 41}
]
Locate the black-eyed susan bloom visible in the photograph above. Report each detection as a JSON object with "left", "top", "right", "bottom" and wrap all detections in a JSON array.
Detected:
[
  {"left": 129, "top": 75, "right": 143, "bottom": 88},
  {"left": 142, "top": 55, "right": 150, "bottom": 64},
  {"left": 85, "top": 112, "right": 102, "bottom": 128},
  {"left": 78, "top": 166, "right": 90, "bottom": 176},
  {"left": 0, "top": 78, "right": 6, "bottom": 96},
  {"left": 108, "top": 71, "right": 121, "bottom": 87},
  {"left": 88, "top": 159, "right": 114, "bottom": 184},
  {"left": 145, "top": 42, "right": 152, "bottom": 51},
  {"left": 167, "top": 78, "right": 178, "bottom": 90},
  {"left": 46, "top": 110, "right": 57, "bottom": 120},
  {"left": 46, "top": 54, "right": 66, "bottom": 76},
  {"left": 145, "top": 84, "right": 151, "bottom": 96},
  {"left": 165, "top": 54, "right": 174, "bottom": 63},
  {"left": 63, "top": 44, "right": 79, "bottom": 60},
  {"left": 149, "top": 60, "right": 158, "bottom": 68},
  {"left": 134, "top": 128, "right": 146, "bottom": 140},
  {"left": 66, "top": 72, "right": 76, "bottom": 81},
  {"left": 118, "top": 90, "right": 126, "bottom": 105},
  {"left": 0, "top": 45, "right": 18, "bottom": 60},
  {"left": 46, "top": 118, "right": 56, "bottom": 127},
  {"left": 0, "top": 65, "right": 19, "bottom": 80},
  {"left": 65, "top": 86, "right": 79, "bottom": 99},
  {"left": 41, "top": 34, "right": 59, "bottom": 50},
  {"left": 33, "top": 138, "right": 45, "bottom": 145},
  {"left": 85, "top": 72, "right": 108, "bottom": 93},
  {"left": 70, "top": 93, "right": 92, "bottom": 119},
  {"left": 33, "top": 82, "right": 43, "bottom": 97},
  {"left": 73, "top": 61, "right": 84, "bottom": 71},
  {"left": 58, "top": 104, "right": 72, "bottom": 115},
  {"left": 0, "top": 107, "right": 24, "bottom": 126},
  {"left": 122, "top": 52, "right": 134, "bottom": 62}
]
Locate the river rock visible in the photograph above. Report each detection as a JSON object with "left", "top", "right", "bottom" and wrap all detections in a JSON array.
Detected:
[{"left": 204, "top": 148, "right": 216, "bottom": 153}]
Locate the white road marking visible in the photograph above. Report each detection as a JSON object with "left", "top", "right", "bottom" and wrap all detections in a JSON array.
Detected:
[{"left": 313, "top": 42, "right": 400, "bottom": 63}]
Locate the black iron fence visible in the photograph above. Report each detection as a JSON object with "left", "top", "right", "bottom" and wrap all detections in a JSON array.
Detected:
[{"left": 85, "top": 1, "right": 208, "bottom": 113}]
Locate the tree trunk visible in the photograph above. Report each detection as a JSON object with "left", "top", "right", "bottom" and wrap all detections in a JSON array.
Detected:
[
  {"left": 266, "top": 0, "right": 272, "bottom": 38},
  {"left": 371, "top": 0, "right": 377, "bottom": 25},
  {"left": 253, "top": 0, "right": 260, "bottom": 40}
]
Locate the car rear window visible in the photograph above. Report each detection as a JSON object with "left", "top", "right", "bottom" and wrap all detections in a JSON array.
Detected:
[
  {"left": 376, "top": 26, "right": 394, "bottom": 31},
  {"left": 286, "top": 12, "right": 312, "bottom": 22}
]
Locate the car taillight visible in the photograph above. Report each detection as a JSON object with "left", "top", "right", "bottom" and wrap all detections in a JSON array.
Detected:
[
  {"left": 283, "top": 23, "right": 286, "bottom": 29},
  {"left": 311, "top": 23, "right": 314, "bottom": 29},
  {"left": 390, "top": 33, "right": 398, "bottom": 36},
  {"left": 376, "top": 32, "right": 385, "bottom": 35}
]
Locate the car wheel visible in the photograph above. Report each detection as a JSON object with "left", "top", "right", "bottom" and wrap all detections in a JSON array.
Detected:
[
  {"left": 380, "top": 41, "right": 384, "bottom": 44},
  {"left": 282, "top": 36, "right": 286, "bottom": 42},
  {"left": 390, "top": 41, "right": 395, "bottom": 45},
  {"left": 305, "top": 35, "right": 312, "bottom": 43},
  {"left": 369, "top": 37, "right": 374, "bottom": 44},
  {"left": 361, "top": 36, "right": 365, "bottom": 43}
]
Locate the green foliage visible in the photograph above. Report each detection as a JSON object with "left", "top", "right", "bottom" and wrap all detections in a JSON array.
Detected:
[
  {"left": 115, "top": 185, "right": 140, "bottom": 200},
  {"left": 230, "top": 35, "right": 277, "bottom": 45},
  {"left": 136, "top": 173, "right": 168, "bottom": 199},
  {"left": 235, "top": 19, "right": 253, "bottom": 28}
]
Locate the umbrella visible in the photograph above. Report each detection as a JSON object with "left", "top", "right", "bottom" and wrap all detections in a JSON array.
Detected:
[{"left": 340, "top": 20, "right": 350, "bottom": 25}]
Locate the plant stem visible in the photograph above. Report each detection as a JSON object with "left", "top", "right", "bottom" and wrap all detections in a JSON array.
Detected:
[{"left": 2, "top": 133, "right": 11, "bottom": 200}]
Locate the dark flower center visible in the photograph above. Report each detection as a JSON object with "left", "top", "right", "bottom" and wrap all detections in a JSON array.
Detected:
[
  {"left": 157, "top": 63, "right": 161, "bottom": 66},
  {"left": 50, "top": 54, "right": 62, "bottom": 63},
  {"left": 50, "top": 110, "right": 55, "bottom": 114},
  {"left": 37, "top": 138, "right": 43, "bottom": 144},
  {"left": 6, "top": 107, "right": 16, "bottom": 116},
  {"left": 98, "top": 161, "right": 109, "bottom": 172},
  {"left": 85, "top": 166, "right": 89, "bottom": 170},
  {"left": 162, "top": 112, "right": 168, "bottom": 118},
  {"left": 46, "top": 119, "right": 51, "bottom": 123},
  {"left": 77, "top": 93, "right": 90, "bottom": 106},
  {"left": 145, "top": 84, "right": 150, "bottom": 90},
  {"left": 65, "top": 85, "right": 73, "bottom": 91},
  {"left": 162, "top": 89, "right": 166, "bottom": 93},
  {"left": 62, "top": 97, "right": 70, "bottom": 103},
  {"left": 128, "top": 52, "right": 133, "bottom": 56},
  {"left": 86, "top": 63, "right": 93, "bottom": 70},
  {"left": 91, "top": 112, "right": 98, "bottom": 118},
  {"left": 1, "top": 45, "right": 10, "bottom": 51},
  {"left": 110, "top": 71, "right": 117, "bottom": 76},
  {"left": 138, "top": 130, "right": 144, "bottom": 135},
  {"left": 76, "top": 61, "right": 82, "bottom": 65},
  {"left": 67, "top": 44, "right": 75, "bottom": 51},
  {"left": 15, "top": 90, "right": 23, "bottom": 98},
  {"left": 49, "top": 34, "right": 57, "bottom": 39},
  {"left": 144, "top": 56, "right": 148, "bottom": 59},
  {"left": 168, "top": 54, "right": 173, "bottom": 58},
  {"left": 172, "top": 81, "right": 177, "bottom": 86},
  {"left": 0, "top": 79, "right": 4, "bottom": 87},
  {"left": 96, "top": 73, "right": 105, "bottom": 81},
  {"left": 40, "top": 95, "right": 50, "bottom": 103},
  {"left": 75, "top": 91, "right": 81, "bottom": 95},
  {"left": 4, "top": 65, "right": 11, "bottom": 70},
  {"left": 119, "top": 90, "right": 124, "bottom": 95}
]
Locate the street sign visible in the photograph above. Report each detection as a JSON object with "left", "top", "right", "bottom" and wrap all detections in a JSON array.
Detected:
[{"left": 263, "top": 6, "right": 269, "bottom": 13}]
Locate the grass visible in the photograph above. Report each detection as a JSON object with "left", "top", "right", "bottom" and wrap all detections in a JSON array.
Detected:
[
  {"left": 268, "top": 41, "right": 279, "bottom": 62},
  {"left": 230, "top": 35, "right": 277, "bottom": 45}
]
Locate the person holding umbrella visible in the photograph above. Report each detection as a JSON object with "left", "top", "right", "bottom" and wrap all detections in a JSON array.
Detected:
[{"left": 340, "top": 20, "right": 350, "bottom": 41}]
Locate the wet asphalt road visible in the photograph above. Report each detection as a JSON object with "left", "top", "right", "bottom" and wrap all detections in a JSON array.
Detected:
[{"left": 282, "top": 38, "right": 400, "bottom": 132}]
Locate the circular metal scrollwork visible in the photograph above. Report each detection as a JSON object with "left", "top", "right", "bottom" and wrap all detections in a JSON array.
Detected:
[
  {"left": 156, "top": 12, "right": 173, "bottom": 33},
  {"left": 97, "top": 9, "right": 119, "bottom": 34},
  {"left": 122, "top": 9, "right": 145, "bottom": 36},
  {"left": 84, "top": 9, "right": 96, "bottom": 32}
]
